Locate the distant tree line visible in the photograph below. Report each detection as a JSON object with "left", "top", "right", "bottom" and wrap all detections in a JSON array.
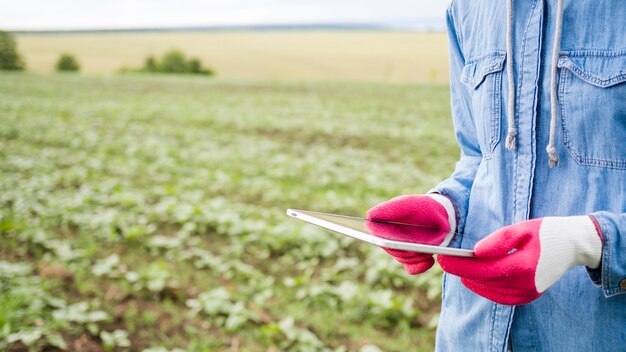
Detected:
[
  {"left": 138, "top": 50, "right": 214, "bottom": 76},
  {"left": 1, "top": 30, "right": 82, "bottom": 73},
  {"left": 1, "top": 31, "right": 215, "bottom": 77}
]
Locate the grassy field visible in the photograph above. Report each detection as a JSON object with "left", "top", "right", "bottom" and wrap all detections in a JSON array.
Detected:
[
  {"left": 16, "top": 31, "right": 449, "bottom": 84},
  {"left": 0, "top": 72, "right": 458, "bottom": 351}
]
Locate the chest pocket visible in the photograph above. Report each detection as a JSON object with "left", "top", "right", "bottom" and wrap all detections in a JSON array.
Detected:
[
  {"left": 460, "top": 52, "right": 506, "bottom": 157},
  {"left": 558, "top": 51, "right": 626, "bottom": 169}
]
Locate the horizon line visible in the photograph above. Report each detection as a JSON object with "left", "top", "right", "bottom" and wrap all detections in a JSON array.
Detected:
[{"left": 8, "top": 20, "right": 446, "bottom": 35}]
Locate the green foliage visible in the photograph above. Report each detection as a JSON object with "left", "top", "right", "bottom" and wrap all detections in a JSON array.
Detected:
[
  {"left": 143, "top": 55, "right": 158, "bottom": 72},
  {"left": 140, "top": 50, "right": 214, "bottom": 75},
  {"left": 261, "top": 317, "right": 325, "bottom": 350},
  {"left": 0, "top": 261, "right": 110, "bottom": 350},
  {"left": 186, "top": 287, "right": 260, "bottom": 332},
  {"left": 100, "top": 329, "right": 131, "bottom": 351},
  {"left": 0, "top": 31, "right": 24, "bottom": 70},
  {"left": 188, "top": 58, "right": 207, "bottom": 74},
  {"left": 0, "top": 73, "right": 458, "bottom": 350},
  {"left": 55, "top": 53, "right": 80, "bottom": 72},
  {"left": 159, "top": 50, "right": 187, "bottom": 73}
]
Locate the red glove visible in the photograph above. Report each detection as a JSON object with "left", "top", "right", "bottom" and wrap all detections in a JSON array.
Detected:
[
  {"left": 438, "top": 216, "right": 603, "bottom": 305},
  {"left": 366, "top": 194, "right": 456, "bottom": 275}
]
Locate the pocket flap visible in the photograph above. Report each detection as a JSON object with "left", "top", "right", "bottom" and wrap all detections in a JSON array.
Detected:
[
  {"left": 460, "top": 52, "right": 506, "bottom": 90},
  {"left": 558, "top": 51, "right": 626, "bottom": 88}
]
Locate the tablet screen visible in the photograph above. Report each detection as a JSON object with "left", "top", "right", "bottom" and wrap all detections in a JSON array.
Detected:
[
  {"left": 298, "top": 211, "right": 445, "bottom": 245},
  {"left": 287, "top": 209, "right": 473, "bottom": 257}
]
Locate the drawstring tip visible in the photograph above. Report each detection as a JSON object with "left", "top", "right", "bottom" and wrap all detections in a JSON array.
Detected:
[
  {"left": 548, "top": 155, "right": 559, "bottom": 169},
  {"left": 505, "top": 130, "right": 517, "bottom": 151},
  {"left": 548, "top": 155, "right": 559, "bottom": 168},
  {"left": 546, "top": 145, "right": 559, "bottom": 168}
]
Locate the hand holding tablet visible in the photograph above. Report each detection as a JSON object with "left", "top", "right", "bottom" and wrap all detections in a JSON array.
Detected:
[{"left": 365, "top": 194, "right": 462, "bottom": 274}]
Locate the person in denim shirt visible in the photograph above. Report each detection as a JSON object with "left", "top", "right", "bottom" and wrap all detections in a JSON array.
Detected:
[{"left": 366, "top": 0, "right": 626, "bottom": 350}]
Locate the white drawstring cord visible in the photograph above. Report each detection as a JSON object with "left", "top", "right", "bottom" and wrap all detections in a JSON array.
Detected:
[
  {"left": 547, "top": 0, "right": 565, "bottom": 168},
  {"left": 505, "top": 0, "right": 517, "bottom": 151},
  {"left": 505, "top": 0, "right": 565, "bottom": 168}
]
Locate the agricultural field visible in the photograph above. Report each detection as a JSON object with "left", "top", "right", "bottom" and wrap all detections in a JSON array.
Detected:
[
  {"left": 0, "top": 72, "right": 458, "bottom": 351},
  {"left": 16, "top": 31, "right": 449, "bottom": 84}
]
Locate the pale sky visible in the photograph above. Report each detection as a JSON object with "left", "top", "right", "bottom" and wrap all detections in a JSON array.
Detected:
[{"left": 0, "top": 0, "right": 449, "bottom": 31}]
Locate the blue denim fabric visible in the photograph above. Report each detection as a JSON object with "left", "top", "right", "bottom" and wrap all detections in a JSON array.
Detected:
[{"left": 430, "top": 1, "right": 626, "bottom": 350}]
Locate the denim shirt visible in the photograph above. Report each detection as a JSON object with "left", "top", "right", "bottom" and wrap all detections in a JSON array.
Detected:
[{"left": 430, "top": 1, "right": 626, "bottom": 351}]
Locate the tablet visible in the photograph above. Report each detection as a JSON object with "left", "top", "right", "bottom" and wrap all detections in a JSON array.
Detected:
[{"left": 286, "top": 209, "right": 474, "bottom": 257}]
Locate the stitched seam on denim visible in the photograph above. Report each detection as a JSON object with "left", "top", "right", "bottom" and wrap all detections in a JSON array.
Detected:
[
  {"left": 559, "top": 69, "right": 577, "bottom": 160},
  {"left": 502, "top": 304, "right": 515, "bottom": 352},
  {"left": 596, "top": 215, "right": 614, "bottom": 292},
  {"left": 604, "top": 224, "right": 612, "bottom": 290},
  {"left": 513, "top": 0, "right": 533, "bottom": 148},
  {"left": 509, "top": 6, "right": 525, "bottom": 223},
  {"left": 524, "top": 0, "right": 542, "bottom": 222},
  {"left": 559, "top": 69, "right": 626, "bottom": 169},
  {"left": 598, "top": 215, "right": 626, "bottom": 295},
  {"left": 461, "top": 54, "right": 506, "bottom": 157},
  {"left": 490, "top": 63, "right": 502, "bottom": 152},
  {"left": 461, "top": 63, "right": 502, "bottom": 88},
  {"left": 510, "top": 0, "right": 537, "bottom": 225},
  {"left": 572, "top": 158, "right": 626, "bottom": 169},
  {"left": 593, "top": 216, "right": 625, "bottom": 297},
  {"left": 563, "top": 49, "right": 626, "bottom": 58},
  {"left": 489, "top": 303, "right": 498, "bottom": 352},
  {"left": 465, "top": 51, "right": 507, "bottom": 64},
  {"left": 513, "top": 149, "right": 519, "bottom": 221},
  {"left": 512, "top": 112, "right": 519, "bottom": 221},
  {"left": 529, "top": 304, "right": 538, "bottom": 352},
  {"left": 461, "top": 57, "right": 507, "bottom": 89},
  {"left": 516, "top": 0, "right": 539, "bottom": 127},
  {"left": 559, "top": 60, "right": 626, "bottom": 88}
]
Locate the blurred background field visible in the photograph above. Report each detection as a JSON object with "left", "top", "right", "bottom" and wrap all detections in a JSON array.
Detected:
[
  {"left": 1, "top": 1, "right": 457, "bottom": 350},
  {"left": 1, "top": 72, "right": 457, "bottom": 351},
  {"left": 16, "top": 31, "right": 449, "bottom": 83}
]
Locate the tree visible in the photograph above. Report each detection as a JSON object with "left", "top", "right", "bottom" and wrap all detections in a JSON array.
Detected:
[
  {"left": 143, "top": 56, "right": 158, "bottom": 72},
  {"left": 138, "top": 50, "right": 214, "bottom": 76},
  {"left": 159, "top": 50, "right": 188, "bottom": 73},
  {"left": 56, "top": 53, "right": 80, "bottom": 72},
  {"left": 0, "top": 30, "right": 25, "bottom": 70},
  {"left": 188, "top": 58, "right": 213, "bottom": 75}
]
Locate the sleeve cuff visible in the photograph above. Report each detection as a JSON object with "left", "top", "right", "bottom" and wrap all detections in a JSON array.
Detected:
[
  {"left": 427, "top": 185, "right": 469, "bottom": 249},
  {"left": 586, "top": 212, "right": 626, "bottom": 297},
  {"left": 426, "top": 193, "right": 457, "bottom": 247}
]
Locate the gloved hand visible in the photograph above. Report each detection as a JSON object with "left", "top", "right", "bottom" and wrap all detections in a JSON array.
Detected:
[
  {"left": 366, "top": 194, "right": 457, "bottom": 275},
  {"left": 438, "top": 216, "right": 604, "bottom": 305}
]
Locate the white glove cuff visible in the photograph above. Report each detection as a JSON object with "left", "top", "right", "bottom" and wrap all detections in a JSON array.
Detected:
[
  {"left": 426, "top": 193, "right": 457, "bottom": 247},
  {"left": 535, "top": 216, "right": 603, "bottom": 292}
]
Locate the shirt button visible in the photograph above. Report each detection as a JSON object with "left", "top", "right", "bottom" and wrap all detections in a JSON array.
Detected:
[{"left": 620, "top": 279, "right": 626, "bottom": 290}]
